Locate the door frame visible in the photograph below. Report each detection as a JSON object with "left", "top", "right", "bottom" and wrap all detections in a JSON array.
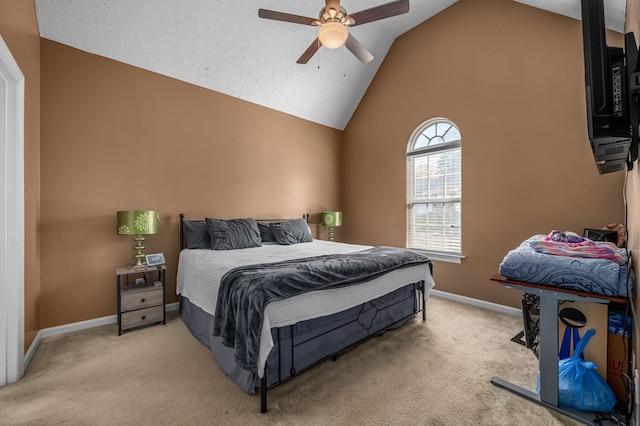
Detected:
[{"left": 0, "top": 35, "right": 25, "bottom": 386}]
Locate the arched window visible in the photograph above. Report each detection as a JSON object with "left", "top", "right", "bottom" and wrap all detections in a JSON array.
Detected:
[{"left": 407, "top": 118, "right": 462, "bottom": 262}]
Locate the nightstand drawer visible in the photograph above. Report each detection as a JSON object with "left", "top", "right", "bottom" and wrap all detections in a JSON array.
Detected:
[
  {"left": 121, "top": 306, "right": 164, "bottom": 330},
  {"left": 121, "top": 288, "right": 163, "bottom": 311}
]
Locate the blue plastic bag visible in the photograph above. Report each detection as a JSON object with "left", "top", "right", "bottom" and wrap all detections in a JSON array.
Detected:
[{"left": 538, "top": 329, "right": 617, "bottom": 412}]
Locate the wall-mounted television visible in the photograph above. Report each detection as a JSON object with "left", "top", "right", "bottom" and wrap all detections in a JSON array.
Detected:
[{"left": 581, "top": 0, "right": 640, "bottom": 174}]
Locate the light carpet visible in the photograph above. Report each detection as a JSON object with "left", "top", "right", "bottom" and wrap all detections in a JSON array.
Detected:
[{"left": 0, "top": 296, "right": 582, "bottom": 425}]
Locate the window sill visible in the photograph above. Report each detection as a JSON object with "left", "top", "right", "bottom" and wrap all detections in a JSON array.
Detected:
[{"left": 410, "top": 249, "right": 465, "bottom": 264}]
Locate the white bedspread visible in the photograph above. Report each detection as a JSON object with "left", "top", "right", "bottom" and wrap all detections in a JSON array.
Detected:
[{"left": 177, "top": 240, "right": 435, "bottom": 376}]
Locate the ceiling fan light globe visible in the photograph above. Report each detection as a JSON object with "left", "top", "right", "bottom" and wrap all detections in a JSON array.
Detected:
[{"left": 318, "top": 22, "right": 348, "bottom": 49}]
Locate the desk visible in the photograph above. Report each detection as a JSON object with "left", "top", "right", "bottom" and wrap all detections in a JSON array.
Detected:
[{"left": 490, "top": 274, "right": 628, "bottom": 425}]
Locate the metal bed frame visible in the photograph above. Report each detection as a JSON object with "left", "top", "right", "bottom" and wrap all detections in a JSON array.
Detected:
[
  {"left": 179, "top": 213, "right": 431, "bottom": 413},
  {"left": 258, "top": 280, "right": 427, "bottom": 413}
]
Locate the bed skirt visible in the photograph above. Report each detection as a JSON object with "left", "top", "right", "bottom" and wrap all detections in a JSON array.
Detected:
[{"left": 181, "top": 282, "right": 422, "bottom": 394}]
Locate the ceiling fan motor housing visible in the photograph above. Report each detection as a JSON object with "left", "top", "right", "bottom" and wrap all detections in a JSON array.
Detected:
[{"left": 319, "top": 6, "right": 349, "bottom": 24}]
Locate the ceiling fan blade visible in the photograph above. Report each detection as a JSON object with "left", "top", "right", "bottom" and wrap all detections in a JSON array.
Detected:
[
  {"left": 347, "top": 0, "right": 409, "bottom": 27},
  {"left": 258, "top": 9, "right": 317, "bottom": 26},
  {"left": 297, "top": 38, "right": 321, "bottom": 64},
  {"left": 344, "top": 33, "right": 374, "bottom": 64}
]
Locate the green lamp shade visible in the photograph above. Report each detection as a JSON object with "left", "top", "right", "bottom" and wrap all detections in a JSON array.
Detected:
[
  {"left": 321, "top": 211, "right": 342, "bottom": 227},
  {"left": 117, "top": 210, "right": 160, "bottom": 235}
]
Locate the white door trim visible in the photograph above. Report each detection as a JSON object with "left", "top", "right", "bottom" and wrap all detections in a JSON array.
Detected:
[{"left": 0, "top": 35, "right": 25, "bottom": 386}]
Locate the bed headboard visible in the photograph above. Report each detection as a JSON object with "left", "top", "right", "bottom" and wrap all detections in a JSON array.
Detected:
[{"left": 179, "top": 213, "right": 310, "bottom": 251}]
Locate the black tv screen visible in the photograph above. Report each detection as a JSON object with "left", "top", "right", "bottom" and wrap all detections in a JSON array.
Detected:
[{"left": 581, "top": 0, "right": 638, "bottom": 174}]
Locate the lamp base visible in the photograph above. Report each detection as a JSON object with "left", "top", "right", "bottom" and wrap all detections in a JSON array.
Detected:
[
  {"left": 131, "top": 258, "right": 147, "bottom": 270},
  {"left": 131, "top": 235, "right": 147, "bottom": 269},
  {"left": 328, "top": 226, "right": 335, "bottom": 242}
]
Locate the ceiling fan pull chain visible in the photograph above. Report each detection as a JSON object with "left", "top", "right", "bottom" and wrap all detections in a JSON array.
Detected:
[{"left": 343, "top": 46, "right": 347, "bottom": 77}]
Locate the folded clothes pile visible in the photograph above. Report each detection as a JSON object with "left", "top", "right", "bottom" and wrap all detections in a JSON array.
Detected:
[{"left": 498, "top": 233, "right": 634, "bottom": 298}]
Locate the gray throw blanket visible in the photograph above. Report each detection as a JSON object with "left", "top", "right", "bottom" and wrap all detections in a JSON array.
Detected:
[{"left": 212, "top": 246, "right": 431, "bottom": 373}]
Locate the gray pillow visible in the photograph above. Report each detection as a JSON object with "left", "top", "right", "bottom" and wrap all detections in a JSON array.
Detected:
[
  {"left": 206, "top": 218, "right": 262, "bottom": 250},
  {"left": 270, "top": 219, "right": 313, "bottom": 245},
  {"left": 183, "top": 221, "right": 210, "bottom": 249},
  {"left": 258, "top": 222, "right": 277, "bottom": 243}
]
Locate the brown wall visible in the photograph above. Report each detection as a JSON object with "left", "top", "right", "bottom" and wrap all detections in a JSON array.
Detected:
[
  {"left": 0, "top": 0, "right": 41, "bottom": 350},
  {"left": 39, "top": 40, "right": 342, "bottom": 328},
  {"left": 342, "top": 0, "right": 626, "bottom": 307},
  {"left": 3, "top": 0, "right": 635, "bottom": 340}
]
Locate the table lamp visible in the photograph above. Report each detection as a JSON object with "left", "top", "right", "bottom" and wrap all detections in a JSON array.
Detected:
[
  {"left": 321, "top": 211, "right": 342, "bottom": 242},
  {"left": 117, "top": 210, "right": 159, "bottom": 269}
]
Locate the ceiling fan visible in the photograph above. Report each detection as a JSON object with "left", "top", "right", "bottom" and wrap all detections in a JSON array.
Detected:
[{"left": 258, "top": 0, "right": 410, "bottom": 65}]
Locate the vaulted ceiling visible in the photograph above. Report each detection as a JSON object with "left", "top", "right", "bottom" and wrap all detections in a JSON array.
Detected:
[{"left": 35, "top": 0, "right": 627, "bottom": 130}]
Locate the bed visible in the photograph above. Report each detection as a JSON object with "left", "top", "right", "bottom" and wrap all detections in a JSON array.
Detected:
[{"left": 176, "top": 214, "right": 435, "bottom": 412}]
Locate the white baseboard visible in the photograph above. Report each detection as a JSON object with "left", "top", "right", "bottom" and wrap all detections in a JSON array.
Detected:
[
  {"left": 24, "top": 302, "right": 180, "bottom": 371},
  {"left": 430, "top": 289, "right": 520, "bottom": 317},
  {"left": 25, "top": 294, "right": 514, "bottom": 371}
]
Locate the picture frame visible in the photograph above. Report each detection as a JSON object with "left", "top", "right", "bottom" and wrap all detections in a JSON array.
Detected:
[{"left": 145, "top": 253, "right": 165, "bottom": 267}]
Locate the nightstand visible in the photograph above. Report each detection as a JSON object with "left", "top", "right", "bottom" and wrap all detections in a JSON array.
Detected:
[{"left": 116, "top": 265, "right": 166, "bottom": 335}]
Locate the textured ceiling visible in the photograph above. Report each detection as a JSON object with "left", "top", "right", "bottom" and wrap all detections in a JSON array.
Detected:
[{"left": 35, "top": 0, "right": 627, "bottom": 130}]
